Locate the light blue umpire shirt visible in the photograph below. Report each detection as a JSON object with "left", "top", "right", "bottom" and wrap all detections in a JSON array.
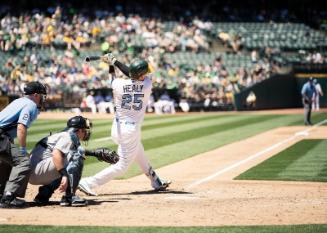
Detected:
[
  {"left": 0, "top": 97, "right": 39, "bottom": 139},
  {"left": 301, "top": 81, "right": 316, "bottom": 99}
]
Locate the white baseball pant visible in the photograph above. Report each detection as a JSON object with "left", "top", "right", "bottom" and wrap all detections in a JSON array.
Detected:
[{"left": 83, "top": 119, "right": 154, "bottom": 188}]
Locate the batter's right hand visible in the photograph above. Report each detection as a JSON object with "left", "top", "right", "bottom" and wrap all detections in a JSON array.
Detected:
[{"left": 107, "top": 53, "right": 117, "bottom": 64}]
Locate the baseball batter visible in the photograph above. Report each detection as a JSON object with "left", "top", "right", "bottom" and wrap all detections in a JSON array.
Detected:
[{"left": 79, "top": 54, "right": 171, "bottom": 196}]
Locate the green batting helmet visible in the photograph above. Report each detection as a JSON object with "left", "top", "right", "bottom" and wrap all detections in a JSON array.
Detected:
[{"left": 129, "top": 59, "right": 149, "bottom": 80}]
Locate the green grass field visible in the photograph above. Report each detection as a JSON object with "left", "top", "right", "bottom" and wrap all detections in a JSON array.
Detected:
[
  {"left": 27, "top": 112, "right": 327, "bottom": 178},
  {"left": 236, "top": 139, "right": 327, "bottom": 182},
  {"left": 9, "top": 111, "right": 326, "bottom": 232},
  {"left": 0, "top": 224, "right": 326, "bottom": 233}
]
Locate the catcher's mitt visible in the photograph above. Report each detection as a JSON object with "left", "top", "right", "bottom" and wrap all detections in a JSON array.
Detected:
[{"left": 85, "top": 148, "right": 119, "bottom": 164}]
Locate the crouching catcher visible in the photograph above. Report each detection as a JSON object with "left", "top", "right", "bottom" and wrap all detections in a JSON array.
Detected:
[{"left": 29, "top": 116, "right": 118, "bottom": 207}]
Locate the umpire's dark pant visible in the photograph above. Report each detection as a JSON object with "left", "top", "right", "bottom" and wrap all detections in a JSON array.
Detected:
[
  {"left": 0, "top": 142, "right": 31, "bottom": 198},
  {"left": 302, "top": 98, "right": 312, "bottom": 125}
]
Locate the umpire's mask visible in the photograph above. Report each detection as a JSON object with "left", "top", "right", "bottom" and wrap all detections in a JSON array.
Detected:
[{"left": 67, "top": 116, "right": 92, "bottom": 141}]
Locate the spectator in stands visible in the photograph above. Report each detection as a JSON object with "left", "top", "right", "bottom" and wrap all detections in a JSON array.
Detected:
[
  {"left": 179, "top": 98, "right": 190, "bottom": 112},
  {"left": 154, "top": 91, "right": 176, "bottom": 114},
  {"left": 146, "top": 94, "right": 155, "bottom": 113},
  {"left": 94, "top": 91, "right": 114, "bottom": 114},
  {"left": 80, "top": 91, "right": 97, "bottom": 114},
  {"left": 1, "top": 1, "right": 323, "bottom": 112}
]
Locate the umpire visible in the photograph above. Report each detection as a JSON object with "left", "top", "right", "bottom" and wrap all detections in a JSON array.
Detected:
[
  {"left": 29, "top": 116, "right": 92, "bottom": 207},
  {"left": 301, "top": 77, "right": 317, "bottom": 125},
  {"left": 0, "top": 81, "right": 47, "bottom": 208}
]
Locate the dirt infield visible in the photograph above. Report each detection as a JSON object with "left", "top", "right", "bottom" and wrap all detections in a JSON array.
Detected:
[{"left": 0, "top": 110, "right": 326, "bottom": 226}]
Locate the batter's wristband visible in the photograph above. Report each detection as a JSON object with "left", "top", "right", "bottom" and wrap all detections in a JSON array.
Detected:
[{"left": 58, "top": 168, "right": 69, "bottom": 177}]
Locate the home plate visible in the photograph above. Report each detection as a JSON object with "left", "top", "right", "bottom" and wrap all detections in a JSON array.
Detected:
[{"left": 165, "top": 195, "right": 198, "bottom": 200}]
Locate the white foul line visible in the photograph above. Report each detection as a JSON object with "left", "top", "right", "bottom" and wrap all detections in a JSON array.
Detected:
[{"left": 186, "top": 118, "right": 327, "bottom": 190}]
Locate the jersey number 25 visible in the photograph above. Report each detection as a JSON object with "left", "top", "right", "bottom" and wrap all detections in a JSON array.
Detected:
[{"left": 121, "top": 93, "right": 144, "bottom": 111}]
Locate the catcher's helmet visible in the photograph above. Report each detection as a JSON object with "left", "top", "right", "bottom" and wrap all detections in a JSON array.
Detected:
[
  {"left": 24, "top": 81, "right": 47, "bottom": 95},
  {"left": 129, "top": 59, "right": 149, "bottom": 80},
  {"left": 67, "top": 116, "right": 92, "bottom": 129},
  {"left": 67, "top": 116, "right": 92, "bottom": 141}
]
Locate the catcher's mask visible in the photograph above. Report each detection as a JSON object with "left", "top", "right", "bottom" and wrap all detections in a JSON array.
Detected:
[
  {"left": 67, "top": 116, "right": 92, "bottom": 141},
  {"left": 24, "top": 81, "right": 47, "bottom": 109},
  {"left": 129, "top": 59, "right": 150, "bottom": 80}
]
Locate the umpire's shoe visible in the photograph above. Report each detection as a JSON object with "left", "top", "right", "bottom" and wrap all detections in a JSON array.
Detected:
[
  {"left": 60, "top": 195, "right": 88, "bottom": 207},
  {"left": 0, "top": 192, "right": 27, "bottom": 208}
]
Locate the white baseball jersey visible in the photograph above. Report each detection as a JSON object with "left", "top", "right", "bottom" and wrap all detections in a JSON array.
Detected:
[
  {"left": 112, "top": 75, "right": 152, "bottom": 123},
  {"left": 82, "top": 75, "right": 155, "bottom": 188}
]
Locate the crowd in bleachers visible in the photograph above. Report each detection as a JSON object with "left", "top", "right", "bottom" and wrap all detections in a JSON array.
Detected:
[{"left": 0, "top": 1, "right": 326, "bottom": 111}]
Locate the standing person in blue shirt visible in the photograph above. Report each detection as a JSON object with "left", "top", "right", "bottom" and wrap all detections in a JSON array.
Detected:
[
  {"left": 0, "top": 81, "right": 47, "bottom": 208},
  {"left": 301, "top": 77, "right": 317, "bottom": 126}
]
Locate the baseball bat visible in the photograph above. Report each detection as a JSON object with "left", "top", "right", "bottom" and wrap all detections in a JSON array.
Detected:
[{"left": 85, "top": 56, "right": 102, "bottom": 62}]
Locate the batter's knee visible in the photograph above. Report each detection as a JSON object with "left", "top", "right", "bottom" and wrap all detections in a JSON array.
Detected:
[{"left": 112, "top": 162, "right": 130, "bottom": 176}]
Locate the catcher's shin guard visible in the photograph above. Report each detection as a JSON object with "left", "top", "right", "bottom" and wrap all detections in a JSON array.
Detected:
[{"left": 66, "top": 152, "right": 84, "bottom": 194}]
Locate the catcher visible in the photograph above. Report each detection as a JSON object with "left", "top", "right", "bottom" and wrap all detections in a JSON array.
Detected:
[{"left": 28, "top": 116, "right": 118, "bottom": 207}]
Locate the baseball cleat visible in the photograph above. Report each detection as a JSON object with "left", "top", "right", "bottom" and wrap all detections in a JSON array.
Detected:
[
  {"left": 154, "top": 179, "right": 172, "bottom": 191},
  {"left": 60, "top": 195, "right": 88, "bottom": 207},
  {"left": 78, "top": 179, "right": 97, "bottom": 196}
]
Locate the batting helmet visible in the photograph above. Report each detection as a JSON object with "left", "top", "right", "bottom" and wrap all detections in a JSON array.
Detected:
[
  {"left": 24, "top": 81, "right": 47, "bottom": 95},
  {"left": 129, "top": 59, "right": 149, "bottom": 80}
]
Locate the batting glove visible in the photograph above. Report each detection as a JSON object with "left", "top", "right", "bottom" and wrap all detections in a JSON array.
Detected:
[
  {"left": 101, "top": 53, "right": 117, "bottom": 65},
  {"left": 108, "top": 53, "right": 117, "bottom": 64}
]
